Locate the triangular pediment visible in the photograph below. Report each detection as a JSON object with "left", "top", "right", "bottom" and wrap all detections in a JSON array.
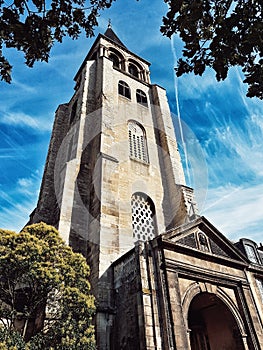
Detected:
[{"left": 161, "top": 216, "right": 247, "bottom": 263}]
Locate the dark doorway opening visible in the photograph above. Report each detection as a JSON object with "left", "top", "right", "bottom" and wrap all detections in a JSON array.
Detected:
[{"left": 188, "top": 292, "right": 245, "bottom": 350}]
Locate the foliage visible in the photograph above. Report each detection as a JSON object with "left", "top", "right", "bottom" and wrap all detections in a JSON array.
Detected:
[
  {"left": 1, "top": 0, "right": 262, "bottom": 99},
  {"left": 161, "top": 0, "right": 263, "bottom": 99},
  {"left": 0, "top": 328, "right": 26, "bottom": 350},
  {"left": 0, "top": 0, "right": 115, "bottom": 82},
  {"left": 0, "top": 223, "right": 95, "bottom": 349}
]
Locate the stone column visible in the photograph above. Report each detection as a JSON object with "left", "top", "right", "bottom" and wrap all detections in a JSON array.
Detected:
[{"left": 166, "top": 270, "right": 191, "bottom": 350}]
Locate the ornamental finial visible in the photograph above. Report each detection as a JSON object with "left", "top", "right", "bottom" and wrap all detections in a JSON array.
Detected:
[{"left": 108, "top": 19, "right": 112, "bottom": 29}]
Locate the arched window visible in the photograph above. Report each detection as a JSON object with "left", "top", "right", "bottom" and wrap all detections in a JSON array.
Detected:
[
  {"left": 128, "top": 63, "right": 139, "bottom": 78},
  {"left": 109, "top": 52, "right": 120, "bottom": 68},
  {"left": 108, "top": 47, "right": 124, "bottom": 70},
  {"left": 128, "top": 121, "right": 148, "bottom": 163},
  {"left": 118, "top": 80, "right": 131, "bottom": 99},
  {"left": 128, "top": 59, "right": 145, "bottom": 81},
  {"left": 197, "top": 232, "right": 210, "bottom": 252},
  {"left": 136, "top": 89, "right": 148, "bottom": 106},
  {"left": 131, "top": 193, "right": 156, "bottom": 241}
]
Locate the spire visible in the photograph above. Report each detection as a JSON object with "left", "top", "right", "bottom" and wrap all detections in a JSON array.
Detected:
[{"left": 103, "top": 22, "right": 127, "bottom": 49}]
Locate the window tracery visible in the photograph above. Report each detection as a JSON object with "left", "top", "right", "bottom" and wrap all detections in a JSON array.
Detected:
[{"left": 131, "top": 193, "right": 156, "bottom": 241}]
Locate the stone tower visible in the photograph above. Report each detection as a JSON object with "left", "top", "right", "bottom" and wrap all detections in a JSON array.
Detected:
[
  {"left": 31, "top": 25, "right": 196, "bottom": 280},
  {"left": 30, "top": 24, "right": 197, "bottom": 346},
  {"left": 30, "top": 26, "right": 263, "bottom": 350}
]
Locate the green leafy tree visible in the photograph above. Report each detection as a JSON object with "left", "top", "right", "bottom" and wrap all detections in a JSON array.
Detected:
[
  {"left": 161, "top": 0, "right": 263, "bottom": 99},
  {"left": 0, "top": 0, "right": 114, "bottom": 82},
  {"left": 0, "top": 223, "right": 95, "bottom": 350},
  {"left": 1, "top": 0, "right": 262, "bottom": 99}
]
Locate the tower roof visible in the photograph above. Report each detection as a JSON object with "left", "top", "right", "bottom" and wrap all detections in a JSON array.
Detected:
[
  {"left": 74, "top": 24, "right": 150, "bottom": 81},
  {"left": 103, "top": 26, "right": 127, "bottom": 49}
]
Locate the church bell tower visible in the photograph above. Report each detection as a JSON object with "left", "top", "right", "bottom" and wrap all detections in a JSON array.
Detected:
[{"left": 30, "top": 25, "right": 198, "bottom": 348}]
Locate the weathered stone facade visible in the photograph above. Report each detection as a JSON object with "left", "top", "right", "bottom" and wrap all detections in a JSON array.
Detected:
[{"left": 30, "top": 27, "right": 263, "bottom": 349}]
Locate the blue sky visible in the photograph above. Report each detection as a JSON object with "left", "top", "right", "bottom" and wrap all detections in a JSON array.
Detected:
[{"left": 1, "top": 0, "right": 263, "bottom": 243}]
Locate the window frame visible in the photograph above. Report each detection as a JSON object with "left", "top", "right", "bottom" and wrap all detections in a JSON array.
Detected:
[
  {"left": 109, "top": 52, "right": 120, "bottom": 68},
  {"left": 118, "top": 80, "right": 131, "bottom": 99},
  {"left": 128, "top": 120, "right": 149, "bottom": 164},
  {"left": 128, "top": 63, "right": 139, "bottom": 78},
  {"left": 197, "top": 232, "right": 210, "bottom": 252},
  {"left": 244, "top": 244, "right": 259, "bottom": 264},
  {"left": 108, "top": 47, "right": 124, "bottom": 70},
  {"left": 136, "top": 89, "right": 148, "bottom": 107}
]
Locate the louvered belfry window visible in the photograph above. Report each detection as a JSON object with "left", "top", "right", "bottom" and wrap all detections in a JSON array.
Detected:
[
  {"left": 131, "top": 193, "right": 155, "bottom": 241},
  {"left": 128, "top": 121, "right": 148, "bottom": 163}
]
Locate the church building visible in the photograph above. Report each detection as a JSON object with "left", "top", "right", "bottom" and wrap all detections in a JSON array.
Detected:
[{"left": 30, "top": 25, "right": 263, "bottom": 350}]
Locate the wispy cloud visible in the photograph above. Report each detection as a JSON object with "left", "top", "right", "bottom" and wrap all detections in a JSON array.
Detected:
[
  {"left": 12, "top": 78, "right": 37, "bottom": 94},
  {"left": 203, "top": 109, "right": 263, "bottom": 181},
  {"left": 0, "top": 154, "right": 18, "bottom": 159},
  {"left": 0, "top": 172, "right": 40, "bottom": 231},
  {"left": 17, "top": 171, "right": 41, "bottom": 196},
  {"left": 0, "top": 0, "right": 262, "bottom": 247},
  {"left": 17, "top": 177, "right": 34, "bottom": 188},
  {"left": 0, "top": 199, "right": 35, "bottom": 232},
  {"left": 0, "top": 112, "right": 52, "bottom": 132},
  {"left": 203, "top": 183, "right": 263, "bottom": 243},
  {"left": 169, "top": 62, "right": 263, "bottom": 246}
]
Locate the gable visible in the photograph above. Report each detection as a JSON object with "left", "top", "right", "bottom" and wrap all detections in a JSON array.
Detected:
[
  {"left": 162, "top": 216, "right": 247, "bottom": 263},
  {"left": 176, "top": 230, "right": 229, "bottom": 258}
]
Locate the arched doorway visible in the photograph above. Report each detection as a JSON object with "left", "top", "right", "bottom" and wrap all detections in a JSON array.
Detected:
[{"left": 188, "top": 292, "right": 245, "bottom": 350}]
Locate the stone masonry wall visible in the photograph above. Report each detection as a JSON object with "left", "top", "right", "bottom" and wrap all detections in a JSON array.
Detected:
[{"left": 30, "top": 103, "right": 70, "bottom": 227}]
